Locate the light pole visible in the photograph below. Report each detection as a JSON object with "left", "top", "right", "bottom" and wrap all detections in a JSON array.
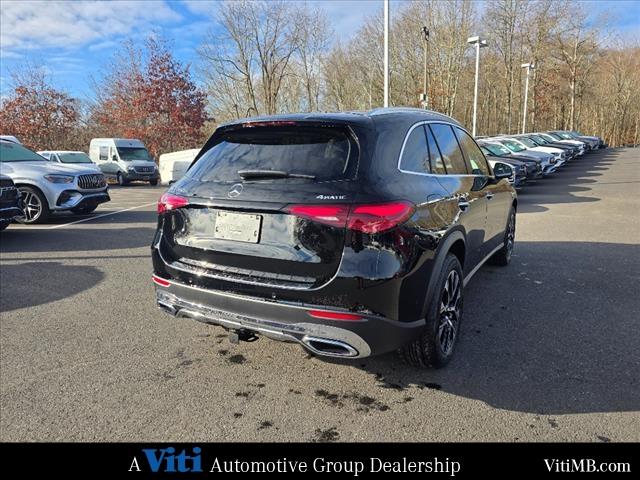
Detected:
[
  {"left": 421, "top": 26, "right": 430, "bottom": 109},
  {"left": 383, "top": 0, "right": 389, "bottom": 107},
  {"left": 521, "top": 62, "right": 535, "bottom": 134},
  {"left": 467, "top": 35, "right": 488, "bottom": 137}
]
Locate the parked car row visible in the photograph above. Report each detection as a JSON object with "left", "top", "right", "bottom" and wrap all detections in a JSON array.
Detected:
[{"left": 475, "top": 130, "right": 606, "bottom": 190}]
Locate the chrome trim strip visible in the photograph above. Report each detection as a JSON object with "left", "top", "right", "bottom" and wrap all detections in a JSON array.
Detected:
[
  {"left": 152, "top": 266, "right": 389, "bottom": 323},
  {"left": 157, "top": 290, "right": 371, "bottom": 358},
  {"left": 463, "top": 242, "right": 504, "bottom": 287},
  {"left": 158, "top": 244, "right": 315, "bottom": 291}
]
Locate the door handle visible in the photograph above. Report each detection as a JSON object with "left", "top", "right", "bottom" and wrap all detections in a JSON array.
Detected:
[{"left": 486, "top": 192, "right": 494, "bottom": 200}]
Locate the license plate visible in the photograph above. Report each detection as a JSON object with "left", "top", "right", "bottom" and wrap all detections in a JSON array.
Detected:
[
  {"left": 214, "top": 211, "right": 262, "bottom": 243},
  {"left": 143, "top": 176, "right": 150, "bottom": 180}
]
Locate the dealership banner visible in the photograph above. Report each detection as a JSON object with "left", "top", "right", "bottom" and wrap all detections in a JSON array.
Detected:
[{"left": 0, "top": 443, "right": 635, "bottom": 476}]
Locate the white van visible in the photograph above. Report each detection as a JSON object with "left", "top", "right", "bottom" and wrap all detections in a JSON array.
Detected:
[
  {"left": 89, "top": 138, "right": 159, "bottom": 186},
  {"left": 159, "top": 148, "right": 200, "bottom": 185}
]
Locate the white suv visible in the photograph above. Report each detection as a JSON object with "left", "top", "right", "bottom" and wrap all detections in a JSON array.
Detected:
[{"left": 0, "top": 140, "right": 110, "bottom": 223}]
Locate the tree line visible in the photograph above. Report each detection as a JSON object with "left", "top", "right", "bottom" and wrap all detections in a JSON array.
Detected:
[{"left": 1, "top": 0, "right": 638, "bottom": 157}]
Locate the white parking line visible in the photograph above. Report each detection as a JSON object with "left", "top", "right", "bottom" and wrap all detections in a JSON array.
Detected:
[{"left": 8, "top": 202, "right": 156, "bottom": 230}]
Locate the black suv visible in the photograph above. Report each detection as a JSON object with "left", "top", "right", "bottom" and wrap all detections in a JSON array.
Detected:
[
  {"left": 151, "top": 108, "right": 517, "bottom": 367},
  {"left": 0, "top": 174, "right": 22, "bottom": 231}
]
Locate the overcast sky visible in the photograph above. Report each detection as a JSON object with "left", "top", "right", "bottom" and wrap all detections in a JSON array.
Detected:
[{"left": 1, "top": 0, "right": 639, "bottom": 100}]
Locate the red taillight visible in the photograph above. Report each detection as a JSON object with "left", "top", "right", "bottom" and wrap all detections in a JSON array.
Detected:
[
  {"left": 308, "top": 309, "right": 363, "bottom": 321},
  {"left": 348, "top": 202, "right": 415, "bottom": 234},
  {"left": 285, "top": 201, "right": 414, "bottom": 234},
  {"left": 158, "top": 193, "right": 189, "bottom": 214},
  {"left": 285, "top": 204, "right": 350, "bottom": 228},
  {"left": 152, "top": 274, "right": 171, "bottom": 287}
]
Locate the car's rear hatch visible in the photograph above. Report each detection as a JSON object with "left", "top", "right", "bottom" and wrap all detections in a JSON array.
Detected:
[{"left": 158, "top": 122, "right": 365, "bottom": 291}]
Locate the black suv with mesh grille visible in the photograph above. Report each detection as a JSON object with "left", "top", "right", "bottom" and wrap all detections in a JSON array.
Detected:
[{"left": 0, "top": 174, "right": 22, "bottom": 230}]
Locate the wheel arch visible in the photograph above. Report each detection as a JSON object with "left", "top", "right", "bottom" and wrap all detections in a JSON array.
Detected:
[
  {"left": 420, "top": 230, "right": 466, "bottom": 319},
  {"left": 14, "top": 182, "right": 52, "bottom": 219},
  {"left": 14, "top": 182, "right": 51, "bottom": 207}
]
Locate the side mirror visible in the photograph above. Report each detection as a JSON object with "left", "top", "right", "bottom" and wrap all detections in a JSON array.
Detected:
[
  {"left": 493, "top": 162, "right": 513, "bottom": 180},
  {"left": 112, "top": 155, "right": 118, "bottom": 161}
]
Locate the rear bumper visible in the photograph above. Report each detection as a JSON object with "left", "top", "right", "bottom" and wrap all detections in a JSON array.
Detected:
[{"left": 153, "top": 275, "right": 425, "bottom": 359}]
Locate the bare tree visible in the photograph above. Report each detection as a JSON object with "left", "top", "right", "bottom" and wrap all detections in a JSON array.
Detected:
[
  {"left": 485, "top": 0, "right": 527, "bottom": 133},
  {"left": 553, "top": 3, "right": 600, "bottom": 130},
  {"left": 200, "top": 0, "right": 311, "bottom": 119}
]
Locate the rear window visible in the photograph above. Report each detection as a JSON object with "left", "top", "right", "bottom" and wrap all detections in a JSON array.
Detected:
[{"left": 188, "top": 126, "right": 354, "bottom": 182}]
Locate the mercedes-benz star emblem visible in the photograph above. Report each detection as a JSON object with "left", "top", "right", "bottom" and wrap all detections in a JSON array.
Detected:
[{"left": 228, "top": 183, "right": 243, "bottom": 198}]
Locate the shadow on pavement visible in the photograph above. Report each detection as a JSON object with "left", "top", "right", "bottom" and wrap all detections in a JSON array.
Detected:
[
  {"left": 0, "top": 227, "right": 155, "bottom": 253},
  {"left": 0, "top": 262, "right": 105, "bottom": 313},
  {"left": 515, "top": 149, "right": 623, "bottom": 214},
  {"left": 326, "top": 241, "right": 640, "bottom": 415}
]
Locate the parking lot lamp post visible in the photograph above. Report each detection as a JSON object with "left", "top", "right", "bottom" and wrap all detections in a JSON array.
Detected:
[
  {"left": 521, "top": 62, "right": 535, "bottom": 134},
  {"left": 384, "top": 0, "right": 389, "bottom": 108},
  {"left": 421, "top": 26, "right": 430, "bottom": 109},
  {"left": 467, "top": 36, "right": 488, "bottom": 137}
]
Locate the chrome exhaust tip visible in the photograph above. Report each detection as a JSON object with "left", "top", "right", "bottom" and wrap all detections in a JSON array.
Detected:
[
  {"left": 157, "top": 301, "right": 177, "bottom": 315},
  {"left": 301, "top": 336, "right": 359, "bottom": 358}
]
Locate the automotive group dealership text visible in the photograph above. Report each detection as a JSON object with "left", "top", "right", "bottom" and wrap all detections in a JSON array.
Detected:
[{"left": 130, "top": 451, "right": 461, "bottom": 476}]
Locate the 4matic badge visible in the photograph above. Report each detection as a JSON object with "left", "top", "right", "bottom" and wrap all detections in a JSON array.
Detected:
[{"left": 316, "top": 194, "right": 346, "bottom": 200}]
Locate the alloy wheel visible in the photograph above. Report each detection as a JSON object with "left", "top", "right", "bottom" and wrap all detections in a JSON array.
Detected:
[
  {"left": 437, "top": 270, "right": 461, "bottom": 355},
  {"left": 506, "top": 212, "right": 516, "bottom": 259},
  {"left": 18, "top": 189, "right": 42, "bottom": 223}
]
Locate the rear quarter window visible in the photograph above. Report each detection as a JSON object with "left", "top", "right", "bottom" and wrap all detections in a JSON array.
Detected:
[
  {"left": 188, "top": 126, "right": 355, "bottom": 183},
  {"left": 399, "top": 125, "right": 430, "bottom": 174}
]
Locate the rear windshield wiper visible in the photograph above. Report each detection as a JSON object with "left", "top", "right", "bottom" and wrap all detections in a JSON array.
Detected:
[{"left": 237, "top": 169, "right": 316, "bottom": 180}]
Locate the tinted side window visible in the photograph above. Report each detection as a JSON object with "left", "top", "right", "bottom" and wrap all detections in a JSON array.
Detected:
[
  {"left": 399, "top": 125, "right": 430, "bottom": 174},
  {"left": 426, "top": 125, "right": 446, "bottom": 174},
  {"left": 430, "top": 124, "right": 467, "bottom": 174},
  {"left": 455, "top": 127, "right": 490, "bottom": 176}
]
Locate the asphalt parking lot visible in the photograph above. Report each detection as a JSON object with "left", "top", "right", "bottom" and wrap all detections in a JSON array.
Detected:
[{"left": 1, "top": 147, "right": 638, "bottom": 442}]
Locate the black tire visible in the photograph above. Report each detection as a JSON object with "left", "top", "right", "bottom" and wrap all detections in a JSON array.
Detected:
[
  {"left": 149, "top": 179, "right": 158, "bottom": 186},
  {"left": 16, "top": 186, "right": 50, "bottom": 224},
  {"left": 0, "top": 222, "right": 8, "bottom": 231},
  {"left": 399, "top": 253, "right": 463, "bottom": 368},
  {"left": 489, "top": 207, "right": 516, "bottom": 266},
  {"left": 71, "top": 205, "right": 98, "bottom": 214},
  {"left": 117, "top": 172, "right": 129, "bottom": 186}
]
